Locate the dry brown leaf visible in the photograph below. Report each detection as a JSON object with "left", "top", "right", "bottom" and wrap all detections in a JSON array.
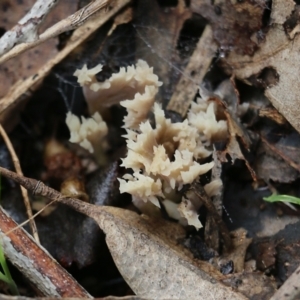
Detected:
[
  {"left": 220, "top": 0, "right": 300, "bottom": 133},
  {"left": 191, "top": 0, "right": 266, "bottom": 55},
  {"left": 0, "top": 167, "right": 248, "bottom": 300},
  {"left": 261, "top": 130, "right": 300, "bottom": 172}
]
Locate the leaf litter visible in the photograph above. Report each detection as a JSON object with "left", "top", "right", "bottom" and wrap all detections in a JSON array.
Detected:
[{"left": 1, "top": 0, "right": 300, "bottom": 299}]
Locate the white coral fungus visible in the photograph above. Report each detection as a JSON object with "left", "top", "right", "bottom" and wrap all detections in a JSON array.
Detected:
[
  {"left": 65, "top": 112, "right": 107, "bottom": 153},
  {"left": 74, "top": 60, "right": 162, "bottom": 129},
  {"left": 178, "top": 199, "right": 202, "bottom": 230},
  {"left": 71, "top": 60, "right": 229, "bottom": 230},
  {"left": 188, "top": 98, "right": 228, "bottom": 144},
  {"left": 118, "top": 103, "right": 214, "bottom": 207}
]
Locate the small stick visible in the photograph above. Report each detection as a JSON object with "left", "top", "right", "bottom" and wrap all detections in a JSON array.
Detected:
[
  {"left": 167, "top": 25, "right": 217, "bottom": 117},
  {"left": 0, "top": 125, "right": 40, "bottom": 243},
  {"left": 4, "top": 199, "right": 57, "bottom": 236},
  {"left": 0, "top": 0, "right": 59, "bottom": 56},
  {"left": 0, "top": 0, "right": 112, "bottom": 64},
  {"left": 191, "top": 182, "right": 232, "bottom": 250},
  {"left": 0, "top": 166, "right": 93, "bottom": 218}
]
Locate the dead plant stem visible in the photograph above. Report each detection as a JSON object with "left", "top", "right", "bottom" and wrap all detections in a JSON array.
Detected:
[{"left": 0, "top": 125, "right": 40, "bottom": 243}]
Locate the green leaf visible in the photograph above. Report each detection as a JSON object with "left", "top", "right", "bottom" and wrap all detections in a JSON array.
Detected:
[{"left": 263, "top": 194, "right": 300, "bottom": 205}]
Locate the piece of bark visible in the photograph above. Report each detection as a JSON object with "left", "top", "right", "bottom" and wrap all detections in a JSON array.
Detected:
[
  {"left": 167, "top": 25, "right": 217, "bottom": 116},
  {"left": 0, "top": 167, "right": 247, "bottom": 300},
  {"left": 0, "top": 207, "right": 91, "bottom": 297}
]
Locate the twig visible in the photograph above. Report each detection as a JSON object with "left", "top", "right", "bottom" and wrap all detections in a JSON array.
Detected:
[
  {"left": 0, "top": 0, "right": 59, "bottom": 56},
  {"left": 0, "top": 206, "right": 92, "bottom": 297},
  {"left": 0, "top": 0, "right": 112, "bottom": 64},
  {"left": 0, "top": 165, "right": 232, "bottom": 251},
  {"left": 0, "top": 125, "right": 39, "bottom": 243},
  {"left": 0, "top": 167, "right": 92, "bottom": 218},
  {"left": 167, "top": 25, "right": 217, "bottom": 116},
  {"left": 191, "top": 181, "right": 232, "bottom": 250},
  {"left": 4, "top": 199, "right": 57, "bottom": 236},
  {"left": 0, "top": 0, "right": 131, "bottom": 118}
]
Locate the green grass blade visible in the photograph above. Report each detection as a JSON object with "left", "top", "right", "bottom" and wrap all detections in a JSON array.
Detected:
[{"left": 263, "top": 194, "right": 300, "bottom": 205}]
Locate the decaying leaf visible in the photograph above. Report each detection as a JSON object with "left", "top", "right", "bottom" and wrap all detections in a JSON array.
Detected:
[
  {"left": 0, "top": 167, "right": 250, "bottom": 299},
  {"left": 191, "top": 0, "right": 266, "bottom": 55},
  {"left": 37, "top": 163, "right": 120, "bottom": 268},
  {"left": 261, "top": 129, "right": 300, "bottom": 173},
  {"left": 254, "top": 141, "right": 299, "bottom": 183},
  {"left": 220, "top": 0, "right": 300, "bottom": 134},
  {"left": 253, "top": 240, "right": 276, "bottom": 271}
]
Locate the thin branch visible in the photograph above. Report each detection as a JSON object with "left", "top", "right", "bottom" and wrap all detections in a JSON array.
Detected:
[
  {"left": 0, "top": 0, "right": 131, "bottom": 123},
  {"left": 167, "top": 25, "right": 217, "bottom": 116},
  {"left": 0, "top": 166, "right": 93, "bottom": 218},
  {"left": 0, "top": 125, "right": 40, "bottom": 243},
  {"left": 0, "top": 0, "right": 59, "bottom": 56},
  {"left": 0, "top": 0, "right": 112, "bottom": 64},
  {"left": 0, "top": 206, "right": 92, "bottom": 297}
]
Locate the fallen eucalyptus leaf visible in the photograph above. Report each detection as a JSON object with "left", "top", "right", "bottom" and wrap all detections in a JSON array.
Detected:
[{"left": 0, "top": 167, "right": 247, "bottom": 299}]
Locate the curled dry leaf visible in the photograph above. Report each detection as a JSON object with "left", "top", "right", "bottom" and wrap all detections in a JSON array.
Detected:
[{"left": 0, "top": 167, "right": 248, "bottom": 299}]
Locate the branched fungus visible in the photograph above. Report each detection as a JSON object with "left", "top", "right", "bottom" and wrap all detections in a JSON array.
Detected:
[{"left": 68, "top": 60, "right": 229, "bottom": 229}]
